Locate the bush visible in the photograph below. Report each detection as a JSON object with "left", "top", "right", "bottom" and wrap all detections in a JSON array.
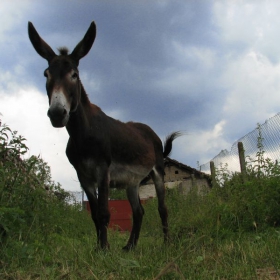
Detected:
[
  {"left": 212, "top": 126, "right": 280, "bottom": 232},
  {"left": 0, "top": 124, "right": 93, "bottom": 264},
  {"left": 142, "top": 127, "right": 280, "bottom": 241}
]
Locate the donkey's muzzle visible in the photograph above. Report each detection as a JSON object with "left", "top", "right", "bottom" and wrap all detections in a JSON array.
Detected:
[{"left": 47, "top": 106, "right": 69, "bottom": 128}]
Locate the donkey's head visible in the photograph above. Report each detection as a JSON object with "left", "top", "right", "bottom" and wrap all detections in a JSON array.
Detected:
[{"left": 28, "top": 22, "right": 96, "bottom": 127}]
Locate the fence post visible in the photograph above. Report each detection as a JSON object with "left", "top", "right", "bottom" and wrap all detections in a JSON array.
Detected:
[
  {"left": 210, "top": 161, "right": 217, "bottom": 187},
  {"left": 238, "top": 142, "right": 247, "bottom": 182}
]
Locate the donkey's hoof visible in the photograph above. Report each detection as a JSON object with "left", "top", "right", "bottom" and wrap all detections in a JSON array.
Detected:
[
  {"left": 122, "top": 244, "right": 135, "bottom": 251},
  {"left": 95, "top": 242, "right": 110, "bottom": 252}
]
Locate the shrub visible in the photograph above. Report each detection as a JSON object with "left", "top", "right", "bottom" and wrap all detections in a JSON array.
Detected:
[
  {"left": 142, "top": 126, "right": 280, "bottom": 241},
  {"left": 0, "top": 123, "right": 93, "bottom": 265},
  {"left": 210, "top": 125, "right": 280, "bottom": 232}
]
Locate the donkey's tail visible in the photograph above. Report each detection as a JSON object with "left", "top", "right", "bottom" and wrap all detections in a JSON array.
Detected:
[{"left": 163, "top": 131, "right": 182, "bottom": 158}]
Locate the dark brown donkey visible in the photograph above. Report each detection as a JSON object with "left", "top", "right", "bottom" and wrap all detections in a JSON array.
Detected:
[{"left": 28, "top": 21, "right": 181, "bottom": 250}]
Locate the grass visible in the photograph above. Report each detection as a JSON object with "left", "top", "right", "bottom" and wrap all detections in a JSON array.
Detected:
[
  {"left": 1, "top": 123, "right": 280, "bottom": 279},
  {"left": 1, "top": 197, "right": 280, "bottom": 280}
]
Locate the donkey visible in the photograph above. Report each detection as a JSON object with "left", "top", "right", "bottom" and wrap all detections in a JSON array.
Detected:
[{"left": 28, "top": 21, "right": 181, "bottom": 250}]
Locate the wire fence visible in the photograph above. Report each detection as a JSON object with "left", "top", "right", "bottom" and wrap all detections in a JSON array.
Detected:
[{"left": 199, "top": 112, "right": 280, "bottom": 174}]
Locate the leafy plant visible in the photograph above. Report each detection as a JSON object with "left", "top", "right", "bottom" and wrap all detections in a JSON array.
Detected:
[
  {"left": 1, "top": 121, "right": 280, "bottom": 279},
  {"left": 0, "top": 124, "right": 90, "bottom": 261},
  {"left": 209, "top": 124, "right": 280, "bottom": 232}
]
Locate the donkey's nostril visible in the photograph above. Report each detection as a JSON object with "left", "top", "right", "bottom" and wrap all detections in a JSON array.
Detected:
[{"left": 63, "top": 109, "right": 67, "bottom": 116}]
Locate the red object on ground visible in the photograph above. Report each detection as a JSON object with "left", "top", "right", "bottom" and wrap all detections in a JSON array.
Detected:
[
  {"left": 85, "top": 200, "right": 132, "bottom": 231},
  {"left": 108, "top": 200, "right": 132, "bottom": 231},
  {"left": 85, "top": 199, "right": 148, "bottom": 232}
]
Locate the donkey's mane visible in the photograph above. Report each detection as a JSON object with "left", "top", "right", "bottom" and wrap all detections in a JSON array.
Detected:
[
  {"left": 80, "top": 83, "right": 91, "bottom": 105},
  {"left": 58, "top": 47, "right": 69, "bottom": 55}
]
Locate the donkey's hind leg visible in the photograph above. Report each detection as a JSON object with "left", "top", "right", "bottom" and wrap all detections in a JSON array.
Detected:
[
  {"left": 123, "top": 184, "right": 144, "bottom": 251},
  {"left": 151, "top": 166, "right": 169, "bottom": 242}
]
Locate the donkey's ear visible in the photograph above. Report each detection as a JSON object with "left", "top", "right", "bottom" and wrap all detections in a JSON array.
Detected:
[
  {"left": 70, "top": 21, "right": 96, "bottom": 64},
  {"left": 28, "top": 22, "right": 56, "bottom": 63}
]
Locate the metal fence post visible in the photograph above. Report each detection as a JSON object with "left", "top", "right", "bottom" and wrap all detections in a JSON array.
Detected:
[
  {"left": 238, "top": 142, "right": 247, "bottom": 182},
  {"left": 210, "top": 161, "right": 217, "bottom": 187}
]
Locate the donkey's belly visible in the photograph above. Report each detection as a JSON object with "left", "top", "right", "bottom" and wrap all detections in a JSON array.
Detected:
[{"left": 109, "top": 161, "right": 151, "bottom": 185}]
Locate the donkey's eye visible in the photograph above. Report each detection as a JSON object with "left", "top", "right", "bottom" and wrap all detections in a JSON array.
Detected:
[{"left": 72, "top": 72, "right": 78, "bottom": 79}]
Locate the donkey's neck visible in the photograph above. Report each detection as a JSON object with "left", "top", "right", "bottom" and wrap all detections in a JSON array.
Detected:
[
  {"left": 66, "top": 84, "right": 89, "bottom": 135},
  {"left": 79, "top": 82, "right": 91, "bottom": 105},
  {"left": 66, "top": 86, "right": 101, "bottom": 145}
]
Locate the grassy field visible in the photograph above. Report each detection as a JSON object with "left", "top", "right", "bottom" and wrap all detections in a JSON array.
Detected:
[
  {"left": 1, "top": 191, "right": 280, "bottom": 280},
  {"left": 1, "top": 124, "right": 280, "bottom": 279}
]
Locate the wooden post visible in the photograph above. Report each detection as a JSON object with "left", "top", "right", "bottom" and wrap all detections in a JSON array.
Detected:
[
  {"left": 210, "top": 161, "right": 217, "bottom": 187},
  {"left": 238, "top": 142, "right": 247, "bottom": 182}
]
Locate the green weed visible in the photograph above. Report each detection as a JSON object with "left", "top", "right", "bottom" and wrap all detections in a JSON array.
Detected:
[{"left": 1, "top": 123, "right": 280, "bottom": 279}]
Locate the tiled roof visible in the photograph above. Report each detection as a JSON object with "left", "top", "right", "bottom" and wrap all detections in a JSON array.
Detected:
[{"left": 165, "top": 157, "right": 210, "bottom": 179}]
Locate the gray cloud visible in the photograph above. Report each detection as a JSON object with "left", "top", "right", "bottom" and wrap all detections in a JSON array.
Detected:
[{"left": 1, "top": 1, "right": 280, "bottom": 190}]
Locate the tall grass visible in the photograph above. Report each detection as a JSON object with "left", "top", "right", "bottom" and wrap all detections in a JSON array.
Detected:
[{"left": 1, "top": 123, "right": 280, "bottom": 279}]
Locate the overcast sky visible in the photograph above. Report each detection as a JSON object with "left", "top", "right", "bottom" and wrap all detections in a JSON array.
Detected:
[{"left": 1, "top": 1, "right": 280, "bottom": 191}]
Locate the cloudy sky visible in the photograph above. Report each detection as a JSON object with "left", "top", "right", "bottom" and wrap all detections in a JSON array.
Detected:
[{"left": 1, "top": 1, "right": 280, "bottom": 191}]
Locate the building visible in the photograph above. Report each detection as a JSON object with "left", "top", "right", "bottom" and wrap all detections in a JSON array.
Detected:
[{"left": 139, "top": 157, "right": 211, "bottom": 199}]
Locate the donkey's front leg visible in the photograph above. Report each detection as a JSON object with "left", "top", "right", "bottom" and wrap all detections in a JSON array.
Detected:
[
  {"left": 83, "top": 188, "right": 100, "bottom": 242},
  {"left": 79, "top": 174, "right": 110, "bottom": 249},
  {"left": 97, "top": 169, "right": 111, "bottom": 249}
]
